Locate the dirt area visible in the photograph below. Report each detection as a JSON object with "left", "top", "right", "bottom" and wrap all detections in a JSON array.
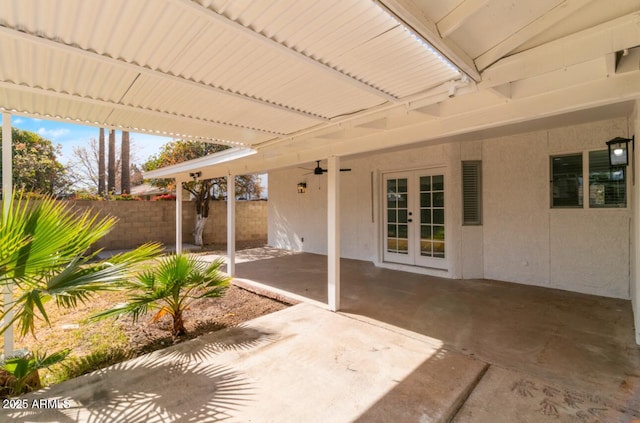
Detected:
[
  {"left": 117, "top": 284, "right": 289, "bottom": 355},
  {"left": 2, "top": 242, "right": 290, "bottom": 394}
]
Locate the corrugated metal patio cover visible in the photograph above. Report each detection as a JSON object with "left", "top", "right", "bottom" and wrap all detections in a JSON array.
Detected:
[{"left": 0, "top": 0, "right": 462, "bottom": 146}]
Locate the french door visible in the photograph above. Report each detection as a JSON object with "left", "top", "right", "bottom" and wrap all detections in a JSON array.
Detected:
[{"left": 383, "top": 169, "right": 447, "bottom": 269}]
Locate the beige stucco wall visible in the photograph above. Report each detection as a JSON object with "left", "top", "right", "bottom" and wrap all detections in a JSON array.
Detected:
[
  {"left": 69, "top": 200, "right": 267, "bottom": 250},
  {"left": 482, "top": 118, "right": 631, "bottom": 298},
  {"left": 269, "top": 116, "right": 632, "bottom": 299}
]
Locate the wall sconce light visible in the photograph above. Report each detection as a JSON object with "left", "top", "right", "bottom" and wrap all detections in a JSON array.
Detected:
[
  {"left": 297, "top": 182, "right": 307, "bottom": 194},
  {"left": 606, "top": 136, "right": 634, "bottom": 167},
  {"left": 189, "top": 171, "right": 202, "bottom": 181}
]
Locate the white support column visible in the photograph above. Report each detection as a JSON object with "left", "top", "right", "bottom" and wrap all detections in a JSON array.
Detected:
[
  {"left": 227, "top": 174, "right": 236, "bottom": 277},
  {"left": 327, "top": 155, "right": 341, "bottom": 311},
  {"left": 175, "top": 179, "right": 184, "bottom": 254},
  {"left": 2, "top": 113, "right": 13, "bottom": 356},
  {"left": 632, "top": 101, "right": 640, "bottom": 344}
]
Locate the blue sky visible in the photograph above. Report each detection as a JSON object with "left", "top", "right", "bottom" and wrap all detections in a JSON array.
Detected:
[{"left": 1, "top": 115, "right": 172, "bottom": 165}]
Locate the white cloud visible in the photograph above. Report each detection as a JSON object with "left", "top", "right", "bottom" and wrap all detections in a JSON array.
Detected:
[{"left": 38, "top": 127, "right": 70, "bottom": 139}]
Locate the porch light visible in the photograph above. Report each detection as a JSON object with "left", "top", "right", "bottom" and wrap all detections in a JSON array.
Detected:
[
  {"left": 297, "top": 182, "right": 307, "bottom": 194},
  {"left": 606, "top": 136, "right": 634, "bottom": 167}
]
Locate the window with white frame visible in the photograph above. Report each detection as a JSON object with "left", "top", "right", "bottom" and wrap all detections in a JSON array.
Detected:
[{"left": 550, "top": 150, "right": 626, "bottom": 208}]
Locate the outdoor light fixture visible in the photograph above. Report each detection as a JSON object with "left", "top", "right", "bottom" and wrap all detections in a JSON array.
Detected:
[
  {"left": 189, "top": 171, "right": 202, "bottom": 181},
  {"left": 606, "top": 136, "right": 634, "bottom": 167},
  {"left": 297, "top": 182, "right": 307, "bottom": 194}
]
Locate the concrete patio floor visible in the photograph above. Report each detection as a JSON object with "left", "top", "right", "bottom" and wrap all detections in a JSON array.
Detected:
[
  {"left": 3, "top": 248, "right": 639, "bottom": 422},
  {"left": 231, "top": 250, "right": 640, "bottom": 421}
]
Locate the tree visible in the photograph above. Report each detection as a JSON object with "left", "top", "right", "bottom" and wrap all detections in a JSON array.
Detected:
[
  {"left": 93, "top": 254, "right": 229, "bottom": 336},
  {"left": 143, "top": 140, "right": 263, "bottom": 246},
  {"left": 107, "top": 129, "right": 116, "bottom": 193},
  {"left": 0, "top": 128, "right": 69, "bottom": 196},
  {"left": 98, "top": 128, "right": 105, "bottom": 195},
  {"left": 67, "top": 134, "right": 138, "bottom": 194},
  {"left": 121, "top": 131, "right": 130, "bottom": 194}
]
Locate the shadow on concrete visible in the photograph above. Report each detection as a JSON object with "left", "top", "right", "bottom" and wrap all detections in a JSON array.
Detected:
[
  {"left": 157, "top": 325, "right": 278, "bottom": 363},
  {"left": 2, "top": 326, "right": 274, "bottom": 423}
]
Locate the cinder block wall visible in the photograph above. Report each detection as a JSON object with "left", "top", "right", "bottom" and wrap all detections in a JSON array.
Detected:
[{"left": 68, "top": 200, "right": 268, "bottom": 250}]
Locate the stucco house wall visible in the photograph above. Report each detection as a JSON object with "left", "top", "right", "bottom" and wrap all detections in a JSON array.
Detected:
[{"left": 268, "top": 117, "right": 632, "bottom": 299}]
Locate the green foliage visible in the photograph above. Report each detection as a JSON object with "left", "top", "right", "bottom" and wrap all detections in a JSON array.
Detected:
[
  {"left": 72, "top": 191, "right": 104, "bottom": 201},
  {"left": 0, "top": 128, "right": 69, "bottom": 195},
  {"left": 112, "top": 193, "right": 140, "bottom": 201},
  {"left": 143, "top": 140, "right": 262, "bottom": 206},
  {"left": 143, "top": 140, "right": 228, "bottom": 190},
  {"left": 54, "top": 348, "right": 132, "bottom": 384},
  {"left": 0, "top": 192, "right": 162, "bottom": 338},
  {"left": 93, "top": 254, "right": 231, "bottom": 336},
  {"left": 2, "top": 349, "right": 70, "bottom": 396}
]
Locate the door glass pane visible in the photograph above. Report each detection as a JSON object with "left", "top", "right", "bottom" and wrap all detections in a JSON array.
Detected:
[
  {"left": 420, "top": 193, "right": 431, "bottom": 208},
  {"left": 398, "top": 209, "right": 407, "bottom": 222},
  {"left": 398, "top": 178, "right": 408, "bottom": 192},
  {"left": 420, "top": 176, "right": 431, "bottom": 191},
  {"left": 433, "top": 242, "right": 445, "bottom": 258},
  {"left": 433, "top": 226, "right": 445, "bottom": 241},
  {"left": 419, "top": 174, "right": 445, "bottom": 258},
  {"left": 432, "top": 175, "right": 444, "bottom": 190},
  {"left": 433, "top": 192, "right": 444, "bottom": 207},
  {"left": 387, "top": 239, "right": 397, "bottom": 252},
  {"left": 421, "top": 209, "right": 430, "bottom": 224},
  {"left": 433, "top": 209, "right": 444, "bottom": 224},
  {"left": 388, "top": 210, "right": 396, "bottom": 223},
  {"left": 386, "top": 178, "right": 409, "bottom": 255},
  {"left": 421, "top": 240, "right": 432, "bottom": 257},
  {"left": 397, "top": 193, "right": 408, "bottom": 208}
]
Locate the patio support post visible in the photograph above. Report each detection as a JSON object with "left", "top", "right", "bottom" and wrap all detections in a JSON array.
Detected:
[
  {"left": 327, "top": 155, "right": 341, "bottom": 311},
  {"left": 632, "top": 101, "right": 640, "bottom": 345},
  {"left": 227, "top": 174, "right": 236, "bottom": 277},
  {"left": 2, "top": 112, "right": 13, "bottom": 356},
  {"left": 175, "top": 178, "right": 184, "bottom": 254}
]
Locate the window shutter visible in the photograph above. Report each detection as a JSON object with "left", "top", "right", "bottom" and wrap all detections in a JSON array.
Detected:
[{"left": 462, "top": 161, "right": 482, "bottom": 225}]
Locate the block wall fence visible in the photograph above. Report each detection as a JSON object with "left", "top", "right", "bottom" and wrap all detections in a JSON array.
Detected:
[{"left": 67, "top": 200, "right": 268, "bottom": 250}]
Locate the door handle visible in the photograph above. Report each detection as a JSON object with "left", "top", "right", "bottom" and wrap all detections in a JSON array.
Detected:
[{"left": 408, "top": 218, "right": 413, "bottom": 222}]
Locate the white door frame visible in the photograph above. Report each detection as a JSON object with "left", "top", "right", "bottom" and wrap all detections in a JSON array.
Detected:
[{"left": 382, "top": 168, "right": 448, "bottom": 270}]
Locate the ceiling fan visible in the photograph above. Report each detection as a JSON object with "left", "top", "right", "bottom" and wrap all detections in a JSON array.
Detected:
[{"left": 301, "top": 160, "right": 352, "bottom": 175}]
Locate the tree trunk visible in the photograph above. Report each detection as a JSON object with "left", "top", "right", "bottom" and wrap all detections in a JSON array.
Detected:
[
  {"left": 107, "top": 129, "right": 116, "bottom": 194},
  {"left": 193, "top": 214, "right": 207, "bottom": 246},
  {"left": 172, "top": 309, "right": 186, "bottom": 336},
  {"left": 120, "top": 131, "right": 130, "bottom": 194},
  {"left": 98, "top": 128, "right": 106, "bottom": 195}
]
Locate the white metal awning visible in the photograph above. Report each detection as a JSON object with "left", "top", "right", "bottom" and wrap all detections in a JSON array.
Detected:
[
  {"left": 0, "top": 0, "right": 464, "bottom": 147},
  {"left": 0, "top": 0, "right": 638, "bottom": 175}
]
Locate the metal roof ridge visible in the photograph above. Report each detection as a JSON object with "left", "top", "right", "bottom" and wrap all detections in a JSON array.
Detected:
[{"left": 142, "top": 147, "right": 257, "bottom": 179}]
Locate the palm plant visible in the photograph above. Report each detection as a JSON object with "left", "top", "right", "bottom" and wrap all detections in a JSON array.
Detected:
[
  {"left": 0, "top": 192, "right": 162, "bottom": 338},
  {"left": 93, "top": 254, "right": 231, "bottom": 336},
  {"left": 1, "top": 349, "right": 71, "bottom": 396}
]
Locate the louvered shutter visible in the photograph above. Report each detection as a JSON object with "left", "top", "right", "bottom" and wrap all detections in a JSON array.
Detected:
[{"left": 462, "top": 161, "right": 482, "bottom": 225}]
